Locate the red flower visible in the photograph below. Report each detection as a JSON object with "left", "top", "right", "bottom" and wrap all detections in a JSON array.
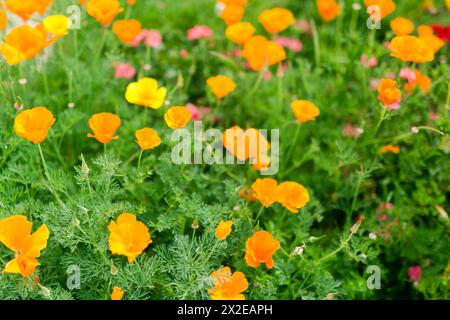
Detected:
[{"left": 432, "top": 24, "right": 450, "bottom": 43}]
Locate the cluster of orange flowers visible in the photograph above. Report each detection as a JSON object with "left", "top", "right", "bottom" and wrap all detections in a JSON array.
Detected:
[
  {"left": 219, "top": 2, "right": 294, "bottom": 71},
  {"left": 0, "top": 1, "right": 70, "bottom": 65},
  {"left": 249, "top": 178, "right": 310, "bottom": 214}
]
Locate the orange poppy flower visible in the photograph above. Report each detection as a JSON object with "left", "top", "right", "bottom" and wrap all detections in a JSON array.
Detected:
[
  {"left": 380, "top": 145, "right": 400, "bottom": 154},
  {"left": 208, "top": 267, "right": 248, "bottom": 300},
  {"left": 220, "top": 4, "right": 245, "bottom": 26},
  {"left": 215, "top": 220, "right": 233, "bottom": 240},
  {"left": 207, "top": 75, "right": 236, "bottom": 99},
  {"left": 6, "top": 0, "right": 53, "bottom": 20},
  {"left": 241, "top": 35, "right": 286, "bottom": 71},
  {"left": 87, "top": 113, "right": 122, "bottom": 144},
  {"left": 112, "top": 19, "right": 142, "bottom": 44},
  {"left": 87, "top": 0, "right": 124, "bottom": 27},
  {"left": 390, "top": 17, "right": 414, "bottom": 36},
  {"left": 43, "top": 15, "right": 71, "bottom": 37},
  {"left": 225, "top": 22, "right": 255, "bottom": 45},
  {"left": 127, "top": 0, "right": 136, "bottom": 4},
  {"left": 0, "top": 215, "right": 49, "bottom": 277},
  {"left": 135, "top": 128, "right": 161, "bottom": 150},
  {"left": 417, "top": 25, "right": 433, "bottom": 37},
  {"left": 258, "top": 8, "right": 295, "bottom": 34},
  {"left": 291, "top": 100, "right": 320, "bottom": 123},
  {"left": 125, "top": 78, "right": 167, "bottom": 109},
  {"left": 404, "top": 70, "right": 431, "bottom": 95},
  {"left": 277, "top": 181, "right": 310, "bottom": 213},
  {"left": 245, "top": 230, "right": 280, "bottom": 269},
  {"left": 222, "top": 126, "right": 270, "bottom": 161},
  {"left": 377, "top": 79, "right": 401, "bottom": 106},
  {"left": 111, "top": 286, "right": 124, "bottom": 300},
  {"left": 251, "top": 178, "right": 279, "bottom": 208},
  {"left": 419, "top": 34, "right": 445, "bottom": 54},
  {"left": 0, "top": 10, "right": 7, "bottom": 30},
  {"left": 0, "top": 25, "right": 45, "bottom": 65},
  {"left": 316, "top": 0, "right": 341, "bottom": 22},
  {"left": 108, "top": 213, "right": 152, "bottom": 263},
  {"left": 164, "top": 106, "right": 192, "bottom": 129},
  {"left": 364, "top": 0, "right": 396, "bottom": 20},
  {"left": 14, "top": 107, "right": 55, "bottom": 144},
  {"left": 389, "top": 35, "right": 434, "bottom": 63},
  {"left": 252, "top": 154, "right": 271, "bottom": 171}
]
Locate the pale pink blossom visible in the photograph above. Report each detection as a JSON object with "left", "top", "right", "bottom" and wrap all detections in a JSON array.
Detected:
[
  {"left": 428, "top": 112, "right": 439, "bottom": 121},
  {"left": 186, "top": 103, "right": 202, "bottom": 121},
  {"left": 384, "top": 71, "right": 396, "bottom": 79},
  {"left": 130, "top": 30, "right": 148, "bottom": 47},
  {"left": 187, "top": 25, "right": 213, "bottom": 41},
  {"left": 387, "top": 99, "right": 401, "bottom": 110},
  {"left": 360, "top": 54, "right": 378, "bottom": 68},
  {"left": 186, "top": 103, "right": 211, "bottom": 121},
  {"left": 400, "top": 68, "right": 416, "bottom": 83},
  {"left": 295, "top": 19, "right": 312, "bottom": 35},
  {"left": 231, "top": 48, "right": 241, "bottom": 58},
  {"left": 343, "top": 123, "right": 363, "bottom": 138},
  {"left": 144, "top": 29, "right": 162, "bottom": 48},
  {"left": 114, "top": 63, "right": 136, "bottom": 79},
  {"left": 275, "top": 37, "right": 303, "bottom": 53},
  {"left": 369, "top": 78, "right": 380, "bottom": 91},
  {"left": 180, "top": 49, "right": 189, "bottom": 59},
  {"left": 263, "top": 70, "right": 272, "bottom": 81},
  {"left": 408, "top": 266, "right": 422, "bottom": 282}
]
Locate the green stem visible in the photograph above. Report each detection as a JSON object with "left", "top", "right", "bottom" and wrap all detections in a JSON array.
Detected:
[
  {"left": 254, "top": 205, "right": 264, "bottom": 225},
  {"left": 247, "top": 67, "right": 265, "bottom": 98},
  {"left": 38, "top": 144, "right": 65, "bottom": 207},
  {"left": 318, "top": 232, "right": 354, "bottom": 263},
  {"left": 137, "top": 150, "right": 144, "bottom": 170},
  {"left": 311, "top": 19, "right": 320, "bottom": 67},
  {"left": 284, "top": 123, "right": 301, "bottom": 170},
  {"left": 373, "top": 106, "right": 388, "bottom": 138}
]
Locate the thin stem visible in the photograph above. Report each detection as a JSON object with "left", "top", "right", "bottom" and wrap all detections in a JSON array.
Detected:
[
  {"left": 95, "top": 29, "right": 108, "bottom": 66},
  {"left": 373, "top": 106, "right": 388, "bottom": 138},
  {"left": 254, "top": 205, "right": 264, "bottom": 225},
  {"left": 284, "top": 123, "right": 301, "bottom": 170},
  {"left": 317, "top": 232, "right": 354, "bottom": 263},
  {"left": 7, "top": 67, "right": 18, "bottom": 103},
  {"left": 311, "top": 19, "right": 320, "bottom": 67},
  {"left": 137, "top": 150, "right": 144, "bottom": 170},
  {"left": 37, "top": 144, "right": 66, "bottom": 207},
  {"left": 247, "top": 67, "right": 266, "bottom": 98}
]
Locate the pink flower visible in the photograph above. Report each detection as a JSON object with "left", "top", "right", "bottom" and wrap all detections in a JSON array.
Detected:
[
  {"left": 384, "top": 71, "right": 396, "bottom": 79},
  {"left": 231, "top": 48, "right": 241, "bottom": 58},
  {"left": 408, "top": 265, "right": 422, "bottom": 282},
  {"left": 180, "top": 49, "right": 189, "bottom": 59},
  {"left": 114, "top": 63, "right": 136, "bottom": 79},
  {"left": 295, "top": 19, "right": 312, "bottom": 35},
  {"left": 360, "top": 54, "right": 378, "bottom": 68},
  {"left": 144, "top": 29, "right": 162, "bottom": 48},
  {"left": 387, "top": 99, "right": 401, "bottom": 110},
  {"left": 130, "top": 30, "right": 148, "bottom": 47},
  {"left": 400, "top": 68, "right": 416, "bottom": 83},
  {"left": 275, "top": 37, "right": 303, "bottom": 53},
  {"left": 186, "top": 103, "right": 202, "bottom": 121},
  {"left": 187, "top": 25, "right": 213, "bottom": 41},
  {"left": 343, "top": 123, "right": 363, "bottom": 138},
  {"left": 263, "top": 70, "right": 272, "bottom": 81},
  {"left": 186, "top": 103, "right": 211, "bottom": 121},
  {"left": 428, "top": 112, "right": 439, "bottom": 121},
  {"left": 369, "top": 78, "right": 380, "bottom": 91}
]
